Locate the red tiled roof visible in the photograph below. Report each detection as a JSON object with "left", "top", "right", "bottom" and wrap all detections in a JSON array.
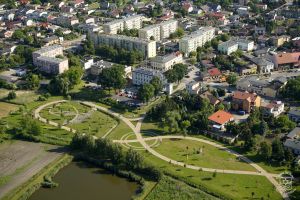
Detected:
[
  {"left": 233, "top": 91, "right": 258, "bottom": 102},
  {"left": 275, "top": 52, "right": 300, "bottom": 65},
  {"left": 208, "top": 68, "right": 221, "bottom": 76},
  {"left": 208, "top": 110, "right": 233, "bottom": 125}
]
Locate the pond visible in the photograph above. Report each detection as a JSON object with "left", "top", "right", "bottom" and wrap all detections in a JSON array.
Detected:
[{"left": 29, "top": 161, "right": 138, "bottom": 200}]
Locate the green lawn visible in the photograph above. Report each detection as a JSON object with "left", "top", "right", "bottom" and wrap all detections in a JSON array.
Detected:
[
  {"left": 107, "top": 121, "right": 133, "bottom": 140},
  {"left": 140, "top": 151, "right": 282, "bottom": 200},
  {"left": 153, "top": 138, "right": 256, "bottom": 172},
  {"left": 0, "top": 102, "right": 18, "bottom": 118},
  {"left": 145, "top": 176, "right": 219, "bottom": 200}
]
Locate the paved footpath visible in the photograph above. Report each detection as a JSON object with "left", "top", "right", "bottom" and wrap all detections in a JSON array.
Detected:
[{"left": 35, "top": 101, "right": 289, "bottom": 199}]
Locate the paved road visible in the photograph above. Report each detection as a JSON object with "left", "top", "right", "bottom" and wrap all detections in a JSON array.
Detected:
[{"left": 34, "top": 101, "right": 289, "bottom": 199}]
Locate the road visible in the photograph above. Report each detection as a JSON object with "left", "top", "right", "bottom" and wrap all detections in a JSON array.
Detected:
[{"left": 0, "top": 141, "right": 64, "bottom": 199}]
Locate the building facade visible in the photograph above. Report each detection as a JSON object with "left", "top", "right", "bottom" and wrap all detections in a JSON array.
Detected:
[
  {"left": 132, "top": 68, "right": 166, "bottom": 85},
  {"left": 218, "top": 41, "right": 239, "bottom": 55},
  {"left": 179, "top": 27, "right": 215, "bottom": 56},
  {"left": 148, "top": 52, "right": 182, "bottom": 72},
  {"left": 103, "top": 15, "right": 143, "bottom": 34}
]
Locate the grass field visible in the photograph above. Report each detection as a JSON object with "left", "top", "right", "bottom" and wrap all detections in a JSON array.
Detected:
[
  {"left": 153, "top": 139, "right": 256, "bottom": 172},
  {"left": 140, "top": 151, "right": 282, "bottom": 200},
  {"left": 145, "top": 176, "right": 219, "bottom": 200},
  {"left": 0, "top": 102, "right": 18, "bottom": 118},
  {"left": 107, "top": 121, "right": 133, "bottom": 140}
]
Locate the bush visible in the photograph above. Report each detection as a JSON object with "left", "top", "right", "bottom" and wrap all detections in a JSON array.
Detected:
[{"left": 7, "top": 91, "right": 17, "bottom": 100}]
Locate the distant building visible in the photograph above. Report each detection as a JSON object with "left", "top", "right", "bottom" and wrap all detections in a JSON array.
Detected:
[
  {"left": 272, "top": 52, "right": 300, "bottom": 70},
  {"left": 218, "top": 40, "right": 238, "bottom": 55},
  {"left": 91, "top": 33, "right": 156, "bottom": 58},
  {"left": 132, "top": 67, "right": 166, "bottom": 85},
  {"left": 90, "top": 60, "right": 114, "bottom": 76},
  {"left": 232, "top": 91, "right": 261, "bottom": 113},
  {"left": 179, "top": 27, "right": 215, "bottom": 56},
  {"left": 148, "top": 52, "right": 182, "bottom": 72},
  {"left": 200, "top": 68, "right": 222, "bottom": 82},
  {"left": 236, "top": 39, "right": 254, "bottom": 51},
  {"left": 261, "top": 101, "right": 284, "bottom": 117},
  {"left": 284, "top": 127, "right": 300, "bottom": 155},
  {"left": 250, "top": 57, "right": 274, "bottom": 74},
  {"left": 103, "top": 15, "right": 143, "bottom": 34},
  {"left": 186, "top": 81, "right": 201, "bottom": 95},
  {"left": 288, "top": 107, "right": 300, "bottom": 123},
  {"left": 271, "top": 35, "right": 290, "bottom": 47},
  {"left": 138, "top": 19, "right": 178, "bottom": 41},
  {"left": 32, "top": 45, "right": 69, "bottom": 75}
]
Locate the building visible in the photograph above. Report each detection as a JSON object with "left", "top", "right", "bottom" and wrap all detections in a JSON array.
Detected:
[
  {"left": 54, "top": 16, "right": 79, "bottom": 27},
  {"left": 32, "top": 45, "right": 69, "bottom": 75},
  {"left": 272, "top": 52, "right": 300, "bottom": 70},
  {"left": 284, "top": 127, "right": 300, "bottom": 155},
  {"left": 237, "top": 39, "right": 254, "bottom": 51},
  {"left": 250, "top": 57, "right": 274, "bottom": 74},
  {"left": 148, "top": 52, "right": 182, "bottom": 72},
  {"left": 200, "top": 91, "right": 220, "bottom": 106},
  {"left": 218, "top": 41, "right": 238, "bottom": 55},
  {"left": 91, "top": 33, "right": 156, "bottom": 58},
  {"left": 239, "top": 64, "right": 257, "bottom": 75},
  {"left": 288, "top": 107, "right": 300, "bottom": 123},
  {"left": 103, "top": 15, "right": 143, "bottom": 34},
  {"left": 90, "top": 60, "right": 114, "bottom": 76},
  {"left": 186, "top": 81, "right": 201, "bottom": 95},
  {"left": 179, "top": 27, "right": 215, "bottom": 56},
  {"left": 200, "top": 68, "right": 222, "bottom": 82},
  {"left": 132, "top": 67, "right": 166, "bottom": 85},
  {"left": 261, "top": 101, "right": 284, "bottom": 117},
  {"left": 271, "top": 35, "right": 290, "bottom": 47},
  {"left": 232, "top": 91, "right": 261, "bottom": 113},
  {"left": 208, "top": 110, "right": 234, "bottom": 131},
  {"left": 138, "top": 19, "right": 178, "bottom": 41}
]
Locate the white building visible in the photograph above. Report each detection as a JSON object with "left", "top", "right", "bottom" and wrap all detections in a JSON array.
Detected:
[
  {"left": 218, "top": 41, "right": 239, "bottom": 55},
  {"left": 148, "top": 52, "right": 182, "bottom": 72},
  {"left": 261, "top": 101, "right": 284, "bottom": 117},
  {"left": 186, "top": 81, "right": 201, "bottom": 95},
  {"left": 237, "top": 39, "right": 254, "bottom": 51},
  {"left": 138, "top": 20, "right": 178, "bottom": 41},
  {"left": 103, "top": 15, "right": 143, "bottom": 34},
  {"left": 179, "top": 27, "right": 215, "bottom": 56},
  {"left": 32, "top": 45, "right": 69, "bottom": 75},
  {"left": 132, "top": 68, "right": 166, "bottom": 85},
  {"left": 91, "top": 33, "right": 156, "bottom": 58}
]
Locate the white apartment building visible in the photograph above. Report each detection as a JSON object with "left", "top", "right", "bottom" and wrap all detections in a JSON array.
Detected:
[
  {"left": 237, "top": 39, "right": 254, "bottom": 51},
  {"left": 186, "top": 81, "right": 201, "bottom": 95},
  {"left": 103, "top": 15, "right": 143, "bottom": 34},
  {"left": 32, "top": 45, "right": 69, "bottom": 75},
  {"left": 139, "top": 20, "right": 178, "bottom": 41},
  {"left": 91, "top": 33, "right": 156, "bottom": 58},
  {"left": 218, "top": 41, "right": 239, "bottom": 55},
  {"left": 179, "top": 27, "right": 215, "bottom": 56},
  {"left": 148, "top": 52, "right": 183, "bottom": 72},
  {"left": 132, "top": 68, "right": 166, "bottom": 85}
]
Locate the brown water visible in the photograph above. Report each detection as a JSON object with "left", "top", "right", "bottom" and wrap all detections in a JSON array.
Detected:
[{"left": 29, "top": 161, "right": 138, "bottom": 200}]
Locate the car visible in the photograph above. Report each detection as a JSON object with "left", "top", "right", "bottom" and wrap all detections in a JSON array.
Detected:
[
  {"left": 238, "top": 111, "right": 246, "bottom": 115},
  {"left": 185, "top": 75, "right": 190, "bottom": 78}
]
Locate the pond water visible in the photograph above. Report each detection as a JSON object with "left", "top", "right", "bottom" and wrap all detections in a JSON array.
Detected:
[{"left": 29, "top": 161, "right": 138, "bottom": 200}]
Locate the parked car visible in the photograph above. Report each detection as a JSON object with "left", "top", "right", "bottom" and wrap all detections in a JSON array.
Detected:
[{"left": 238, "top": 111, "right": 246, "bottom": 115}]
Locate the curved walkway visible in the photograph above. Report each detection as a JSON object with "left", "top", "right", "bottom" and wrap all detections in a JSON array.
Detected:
[{"left": 34, "top": 101, "right": 289, "bottom": 199}]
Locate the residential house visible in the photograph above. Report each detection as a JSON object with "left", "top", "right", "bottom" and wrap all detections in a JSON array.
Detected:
[
  {"left": 90, "top": 60, "right": 114, "bottom": 76},
  {"left": 236, "top": 39, "right": 254, "bottom": 51},
  {"left": 288, "top": 108, "right": 300, "bottom": 123},
  {"left": 218, "top": 41, "right": 238, "bottom": 55},
  {"left": 284, "top": 127, "right": 300, "bottom": 155},
  {"left": 272, "top": 52, "right": 300, "bottom": 70},
  {"left": 261, "top": 101, "right": 284, "bottom": 117},
  {"left": 208, "top": 110, "right": 234, "bottom": 131},
  {"left": 250, "top": 57, "right": 274, "bottom": 73},
  {"left": 238, "top": 64, "right": 257, "bottom": 75},
  {"left": 271, "top": 35, "right": 290, "bottom": 47},
  {"left": 200, "top": 68, "right": 222, "bottom": 82},
  {"left": 200, "top": 91, "right": 220, "bottom": 107},
  {"left": 186, "top": 81, "right": 201, "bottom": 95},
  {"left": 232, "top": 91, "right": 261, "bottom": 113},
  {"left": 132, "top": 68, "right": 166, "bottom": 85},
  {"left": 254, "top": 26, "right": 266, "bottom": 35},
  {"left": 148, "top": 52, "right": 182, "bottom": 72}
]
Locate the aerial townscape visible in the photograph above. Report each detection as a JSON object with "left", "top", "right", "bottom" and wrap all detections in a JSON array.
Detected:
[{"left": 0, "top": 0, "right": 300, "bottom": 199}]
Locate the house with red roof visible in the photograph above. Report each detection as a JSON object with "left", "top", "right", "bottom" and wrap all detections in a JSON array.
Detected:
[
  {"left": 208, "top": 110, "right": 234, "bottom": 131},
  {"left": 200, "top": 67, "right": 222, "bottom": 82},
  {"left": 272, "top": 52, "right": 300, "bottom": 70},
  {"left": 232, "top": 91, "right": 261, "bottom": 113}
]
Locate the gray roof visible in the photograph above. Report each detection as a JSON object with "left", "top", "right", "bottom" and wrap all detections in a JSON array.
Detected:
[
  {"left": 288, "top": 107, "right": 300, "bottom": 117},
  {"left": 284, "top": 139, "right": 300, "bottom": 150},
  {"left": 287, "top": 127, "right": 300, "bottom": 139},
  {"left": 250, "top": 57, "right": 273, "bottom": 66}
]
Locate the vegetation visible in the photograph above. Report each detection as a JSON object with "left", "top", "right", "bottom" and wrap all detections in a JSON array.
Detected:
[
  {"left": 98, "top": 65, "right": 126, "bottom": 92},
  {"left": 280, "top": 76, "right": 300, "bottom": 101},
  {"left": 117, "top": 28, "right": 139, "bottom": 37},
  {"left": 165, "top": 63, "right": 188, "bottom": 83}
]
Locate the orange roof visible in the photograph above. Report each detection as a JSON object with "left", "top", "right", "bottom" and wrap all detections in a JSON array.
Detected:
[
  {"left": 208, "top": 110, "right": 233, "bottom": 125},
  {"left": 233, "top": 91, "right": 258, "bottom": 103},
  {"left": 208, "top": 68, "right": 221, "bottom": 76},
  {"left": 275, "top": 52, "right": 300, "bottom": 65}
]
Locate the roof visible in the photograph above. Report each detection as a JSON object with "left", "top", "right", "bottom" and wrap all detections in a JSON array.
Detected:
[
  {"left": 287, "top": 127, "right": 300, "bottom": 139},
  {"left": 208, "top": 110, "right": 233, "bottom": 125},
  {"left": 274, "top": 52, "right": 300, "bottom": 65},
  {"left": 208, "top": 68, "right": 221, "bottom": 76},
  {"left": 284, "top": 139, "right": 300, "bottom": 150},
  {"left": 288, "top": 107, "right": 300, "bottom": 117},
  {"left": 233, "top": 91, "right": 259, "bottom": 102}
]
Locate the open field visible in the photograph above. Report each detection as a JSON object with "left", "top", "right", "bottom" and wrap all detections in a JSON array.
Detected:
[
  {"left": 140, "top": 151, "right": 282, "bottom": 200},
  {"left": 0, "top": 102, "right": 18, "bottom": 118},
  {"left": 145, "top": 176, "right": 219, "bottom": 200},
  {"left": 0, "top": 140, "right": 65, "bottom": 199},
  {"left": 153, "top": 138, "right": 256, "bottom": 172},
  {"left": 0, "top": 89, "right": 39, "bottom": 105}
]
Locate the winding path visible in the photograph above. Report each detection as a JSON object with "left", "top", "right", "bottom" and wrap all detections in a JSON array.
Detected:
[{"left": 34, "top": 100, "right": 289, "bottom": 199}]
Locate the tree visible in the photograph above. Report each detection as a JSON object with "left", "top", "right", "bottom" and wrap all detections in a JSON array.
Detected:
[
  {"left": 161, "top": 111, "right": 181, "bottom": 134},
  {"left": 25, "top": 74, "right": 40, "bottom": 90},
  {"left": 83, "top": 35, "right": 95, "bottom": 55},
  {"left": 259, "top": 141, "right": 272, "bottom": 161},
  {"left": 7, "top": 91, "right": 16, "bottom": 100},
  {"left": 272, "top": 138, "right": 285, "bottom": 162},
  {"left": 138, "top": 83, "right": 155, "bottom": 103},
  {"left": 227, "top": 73, "right": 238, "bottom": 85},
  {"left": 275, "top": 115, "right": 296, "bottom": 132},
  {"left": 125, "top": 148, "right": 144, "bottom": 170},
  {"left": 48, "top": 76, "right": 70, "bottom": 95},
  {"left": 220, "top": 34, "right": 230, "bottom": 42},
  {"left": 109, "top": 144, "right": 124, "bottom": 165},
  {"left": 150, "top": 76, "right": 163, "bottom": 97},
  {"left": 98, "top": 65, "right": 126, "bottom": 92},
  {"left": 12, "top": 29, "right": 25, "bottom": 40},
  {"left": 181, "top": 120, "right": 191, "bottom": 135},
  {"left": 259, "top": 120, "right": 269, "bottom": 136},
  {"left": 64, "top": 66, "right": 83, "bottom": 88}
]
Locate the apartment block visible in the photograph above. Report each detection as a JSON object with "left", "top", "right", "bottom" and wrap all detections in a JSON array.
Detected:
[
  {"left": 139, "top": 20, "right": 178, "bottom": 41},
  {"left": 32, "top": 45, "right": 69, "bottom": 75},
  {"left": 132, "top": 68, "right": 166, "bottom": 85},
  {"left": 218, "top": 40, "right": 239, "bottom": 55},
  {"left": 179, "top": 27, "right": 215, "bottom": 56},
  {"left": 91, "top": 33, "right": 156, "bottom": 58},
  {"left": 103, "top": 15, "right": 143, "bottom": 34},
  {"left": 148, "top": 52, "right": 182, "bottom": 72}
]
